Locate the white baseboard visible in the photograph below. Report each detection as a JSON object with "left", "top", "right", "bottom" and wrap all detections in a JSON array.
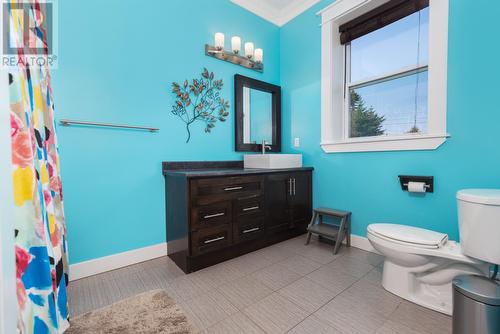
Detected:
[
  {"left": 347, "top": 234, "right": 379, "bottom": 254},
  {"left": 69, "top": 234, "right": 376, "bottom": 282},
  {"left": 69, "top": 243, "right": 168, "bottom": 281},
  {"left": 313, "top": 232, "right": 378, "bottom": 253}
]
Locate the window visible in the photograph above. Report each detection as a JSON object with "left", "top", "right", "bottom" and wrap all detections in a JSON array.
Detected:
[
  {"left": 347, "top": 8, "right": 428, "bottom": 137},
  {"left": 319, "top": 0, "right": 449, "bottom": 153}
]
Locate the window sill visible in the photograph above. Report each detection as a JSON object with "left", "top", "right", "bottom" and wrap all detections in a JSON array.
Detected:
[{"left": 320, "top": 134, "right": 449, "bottom": 153}]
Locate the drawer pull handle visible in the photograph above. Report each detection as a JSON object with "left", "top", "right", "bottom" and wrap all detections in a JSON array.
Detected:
[
  {"left": 203, "top": 212, "right": 225, "bottom": 219},
  {"left": 243, "top": 227, "right": 260, "bottom": 234},
  {"left": 224, "top": 186, "right": 243, "bottom": 191},
  {"left": 242, "top": 206, "right": 259, "bottom": 212},
  {"left": 204, "top": 236, "right": 225, "bottom": 244}
]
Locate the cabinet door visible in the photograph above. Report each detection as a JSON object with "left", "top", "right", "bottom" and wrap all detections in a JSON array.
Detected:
[
  {"left": 265, "top": 173, "right": 292, "bottom": 233},
  {"left": 289, "top": 172, "right": 312, "bottom": 227}
]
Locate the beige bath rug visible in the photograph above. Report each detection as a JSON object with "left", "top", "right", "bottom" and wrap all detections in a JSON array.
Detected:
[{"left": 66, "top": 290, "right": 195, "bottom": 334}]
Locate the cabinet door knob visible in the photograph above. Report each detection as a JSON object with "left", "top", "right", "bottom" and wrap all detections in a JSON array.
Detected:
[
  {"left": 293, "top": 178, "right": 296, "bottom": 195},
  {"left": 204, "top": 236, "right": 225, "bottom": 244},
  {"left": 289, "top": 178, "right": 293, "bottom": 195}
]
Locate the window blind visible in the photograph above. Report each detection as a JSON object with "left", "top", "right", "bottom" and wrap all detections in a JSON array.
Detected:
[{"left": 339, "top": 0, "right": 429, "bottom": 45}]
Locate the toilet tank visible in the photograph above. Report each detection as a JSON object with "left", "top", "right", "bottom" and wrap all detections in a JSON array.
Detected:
[{"left": 457, "top": 189, "right": 500, "bottom": 265}]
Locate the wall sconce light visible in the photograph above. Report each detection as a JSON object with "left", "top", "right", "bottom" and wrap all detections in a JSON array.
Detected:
[
  {"left": 254, "top": 48, "right": 263, "bottom": 64},
  {"left": 231, "top": 36, "right": 241, "bottom": 54},
  {"left": 205, "top": 33, "right": 264, "bottom": 72},
  {"left": 244, "top": 42, "right": 254, "bottom": 59},
  {"left": 214, "top": 32, "right": 225, "bottom": 51}
]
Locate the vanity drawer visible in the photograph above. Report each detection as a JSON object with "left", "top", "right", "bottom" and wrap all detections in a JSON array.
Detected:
[
  {"left": 235, "top": 196, "right": 264, "bottom": 217},
  {"left": 233, "top": 216, "right": 265, "bottom": 243},
  {"left": 191, "top": 176, "right": 263, "bottom": 205},
  {"left": 191, "top": 225, "right": 232, "bottom": 256},
  {"left": 191, "top": 201, "right": 231, "bottom": 230}
]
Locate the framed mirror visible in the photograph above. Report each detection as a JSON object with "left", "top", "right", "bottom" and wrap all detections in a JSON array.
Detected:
[{"left": 234, "top": 74, "right": 281, "bottom": 152}]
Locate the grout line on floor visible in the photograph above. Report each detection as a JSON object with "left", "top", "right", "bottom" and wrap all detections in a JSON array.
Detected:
[{"left": 282, "top": 263, "right": 390, "bottom": 334}]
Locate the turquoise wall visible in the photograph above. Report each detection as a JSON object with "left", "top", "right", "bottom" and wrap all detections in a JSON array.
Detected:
[
  {"left": 52, "top": 0, "right": 280, "bottom": 264},
  {"left": 54, "top": 0, "right": 500, "bottom": 264},
  {"left": 280, "top": 0, "right": 500, "bottom": 241}
]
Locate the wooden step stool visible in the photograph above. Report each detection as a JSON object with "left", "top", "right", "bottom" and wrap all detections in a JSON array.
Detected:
[{"left": 305, "top": 207, "right": 352, "bottom": 255}]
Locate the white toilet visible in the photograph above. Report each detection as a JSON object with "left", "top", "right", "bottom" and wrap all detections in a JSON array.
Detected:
[{"left": 367, "top": 189, "right": 500, "bottom": 315}]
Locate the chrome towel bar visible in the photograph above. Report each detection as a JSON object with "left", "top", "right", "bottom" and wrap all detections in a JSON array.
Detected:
[{"left": 59, "top": 119, "right": 159, "bottom": 132}]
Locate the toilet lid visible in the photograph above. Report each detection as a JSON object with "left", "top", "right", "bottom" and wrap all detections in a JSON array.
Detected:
[
  {"left": 457, "top": 189, "right": 500, "bottom": 205},
  {"left": 368, "top": 224, "right": 448, "bottom": 249}
]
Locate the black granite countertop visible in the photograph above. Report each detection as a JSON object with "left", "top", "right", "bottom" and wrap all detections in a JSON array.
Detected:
[
  {"left": 164, "top": 167, "right": 314, "bottom": 178},
  {"left": 162, "top": 161, "right": 313, "bottom": 178}
]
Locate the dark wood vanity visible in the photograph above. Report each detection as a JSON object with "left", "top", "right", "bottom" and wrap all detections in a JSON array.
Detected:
[{"left": 163, "top": 161, "right": 313, "bottom": 273}]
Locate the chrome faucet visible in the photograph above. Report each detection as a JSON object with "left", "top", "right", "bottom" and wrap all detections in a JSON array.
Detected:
[{"left": 261, "top": 139, "right": 271, "bottom": 154}]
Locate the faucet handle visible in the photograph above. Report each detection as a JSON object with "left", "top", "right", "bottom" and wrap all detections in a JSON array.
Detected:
[{"left": 261, "top": 139, "right": 271, "bottom": 154}]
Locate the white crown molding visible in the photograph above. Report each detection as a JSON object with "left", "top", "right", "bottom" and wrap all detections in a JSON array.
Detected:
[
  {"left": 278, "top": 0, "right": 321, "bottom": 26},
  {"left": 231, "top": 0, "right": 281, "bottom": 25},
  {"left": 69, "top": 242, "right": 168, "bottom": 281},
  {"left": 231, "top": 0, "right": 320, "bottom": 27}
]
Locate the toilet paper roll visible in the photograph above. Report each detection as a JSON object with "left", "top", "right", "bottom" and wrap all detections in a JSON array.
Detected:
[{"left": 407, "top": 181, "right": 427, "bottom": 193}]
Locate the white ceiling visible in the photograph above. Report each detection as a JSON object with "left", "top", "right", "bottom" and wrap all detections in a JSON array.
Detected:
[{"left": 231, "top": 0, "right": 320, "bottom": 26}]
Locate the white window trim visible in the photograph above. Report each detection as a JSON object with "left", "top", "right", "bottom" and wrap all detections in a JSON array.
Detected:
[{"left": 318, "top": 0, "right": 449, "bottom": 153}]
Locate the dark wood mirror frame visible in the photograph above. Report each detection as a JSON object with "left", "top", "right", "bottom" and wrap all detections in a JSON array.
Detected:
[{"left": 234, "top": 74, "right": 281, "bottom": 152}]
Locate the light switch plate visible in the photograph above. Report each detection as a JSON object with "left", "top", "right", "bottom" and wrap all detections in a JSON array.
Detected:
[{"left": 294, "top": 137, "right": 300, "bottom": 147}]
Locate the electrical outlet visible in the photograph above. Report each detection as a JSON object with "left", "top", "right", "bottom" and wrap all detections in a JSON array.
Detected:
[{"left": 294, "top": 137, "right": 300, "bottom": 148}]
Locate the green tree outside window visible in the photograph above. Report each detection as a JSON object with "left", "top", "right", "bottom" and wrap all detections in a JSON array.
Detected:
[{"left": 349, "top": 90, "right": 385, "bottom": 138}]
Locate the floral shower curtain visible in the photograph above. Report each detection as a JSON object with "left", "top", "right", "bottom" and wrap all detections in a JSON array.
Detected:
[{"left": 8, "top": 1, "right": 70, "bottom": 333}]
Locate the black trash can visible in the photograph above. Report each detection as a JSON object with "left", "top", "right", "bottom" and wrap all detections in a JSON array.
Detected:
[{"left": 452, "top": 275, "right": 500, "bottom": 334}]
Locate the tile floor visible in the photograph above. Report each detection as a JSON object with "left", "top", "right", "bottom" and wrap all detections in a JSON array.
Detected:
[{"left": 68, "top": 235, "right": 452, "bottom": 333}]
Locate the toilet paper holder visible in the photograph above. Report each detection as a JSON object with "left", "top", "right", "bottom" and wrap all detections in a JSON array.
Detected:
[{"left": 398, "top": 175, "right": 434, "bottom": 193}]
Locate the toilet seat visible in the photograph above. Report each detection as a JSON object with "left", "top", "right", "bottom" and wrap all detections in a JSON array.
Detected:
[
  {"left": 367, "top": 226, "right": 479, "bottom": 264},
  {"left": 367, "top": 224, "right": 448, "bottom": 249}
]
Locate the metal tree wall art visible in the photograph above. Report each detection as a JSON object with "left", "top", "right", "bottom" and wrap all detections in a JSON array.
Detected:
[{"left": 171, "top": 68, "right": 230, "bottom": 142}]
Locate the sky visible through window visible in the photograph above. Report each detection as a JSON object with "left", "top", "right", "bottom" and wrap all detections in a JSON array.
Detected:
[{"left": 349, "top": 8, "right": 429, "bottom": 136}]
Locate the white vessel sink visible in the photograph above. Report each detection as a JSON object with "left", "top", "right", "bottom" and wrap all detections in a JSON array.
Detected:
[{"left": 244, "top": 154, "right": 302, "bottom": 169}]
